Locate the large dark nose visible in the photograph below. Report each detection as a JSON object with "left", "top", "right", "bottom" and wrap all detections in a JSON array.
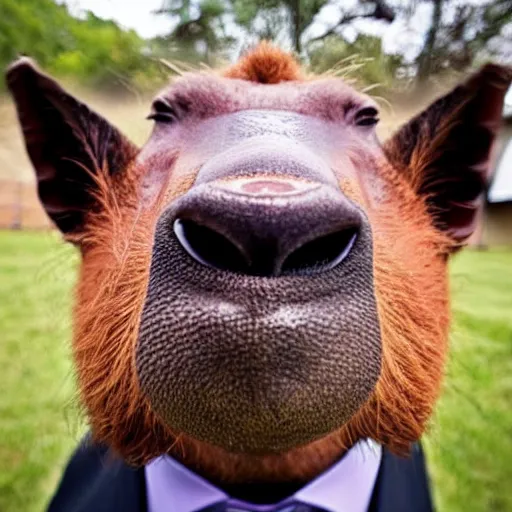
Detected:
[{"left": 170, "top": 177, "right": 363, "bottom": 277}]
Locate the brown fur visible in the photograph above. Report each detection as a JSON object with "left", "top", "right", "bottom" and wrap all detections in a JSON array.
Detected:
[{"left": 223, "top": 42, "right": 303, "bottom": 83}]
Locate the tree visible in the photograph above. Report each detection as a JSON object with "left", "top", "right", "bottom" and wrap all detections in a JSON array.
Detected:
[
  {"left": 232, "top": 0, "right": 395, "bottom": 54},
  {"left": 154, "top": 0, "right": 234, "bottom": 59},
  {"left": 0, "top": 0, "right": 166, "bottom": 91},
  {"left": 416, "top": 0, "right": 444, "bottom": 81},
  {"left": 414, "top": 0, "right": 512, "bottom": 82}
]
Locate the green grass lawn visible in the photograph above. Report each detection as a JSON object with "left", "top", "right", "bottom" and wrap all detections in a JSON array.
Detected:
[{"left": 0, "top": 231, "right": 511, "bottom": 511}]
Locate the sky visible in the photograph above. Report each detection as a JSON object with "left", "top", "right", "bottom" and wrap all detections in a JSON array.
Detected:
[
  {"left": 63, "top": 0, "right": 511, "bottom": 105},
  {"left": 64, "top": 0, "right": 170, "bottom": 38}
]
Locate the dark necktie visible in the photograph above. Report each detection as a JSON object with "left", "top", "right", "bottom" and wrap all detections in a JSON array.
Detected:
[{"left": 203, "top": 500, "right": 328, "bottom": 512}]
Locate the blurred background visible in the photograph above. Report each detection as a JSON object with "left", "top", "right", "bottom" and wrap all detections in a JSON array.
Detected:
[{"left": 0, "top": 1, "right": 511, "bottom": 511}]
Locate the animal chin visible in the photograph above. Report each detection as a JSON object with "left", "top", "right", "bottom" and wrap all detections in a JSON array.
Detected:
[{"left": 136, "top": 219, "right": 383, "bottom": 454}]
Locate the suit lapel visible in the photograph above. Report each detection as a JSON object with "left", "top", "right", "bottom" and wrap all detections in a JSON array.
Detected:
[
  {"left": 368, "top": 444, "right": 434, "bottom": 512},
  {"left": 47, "top": 439, "right": 146, "bottom": 512}
]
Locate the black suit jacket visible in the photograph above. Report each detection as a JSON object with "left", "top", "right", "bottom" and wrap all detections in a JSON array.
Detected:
[{"left": 47, "top": 439, "right": 434, "bottom": 512}]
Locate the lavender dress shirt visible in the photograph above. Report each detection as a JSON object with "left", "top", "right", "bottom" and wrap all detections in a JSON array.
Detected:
[{"left": 146, "top": 440, "right": 382, "bottom": 512}]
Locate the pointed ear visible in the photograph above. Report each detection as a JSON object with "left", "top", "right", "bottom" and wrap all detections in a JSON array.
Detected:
[
  {"left": 384, "top": 64, "right": 512, "bottom": 248},
  {"left": 6, "top": 58, "right": 139, "bottom": 235}
]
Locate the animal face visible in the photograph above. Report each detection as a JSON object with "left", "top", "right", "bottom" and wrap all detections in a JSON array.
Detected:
[{"left": 7, "top": 44, "right": 511, "bottom": 483}]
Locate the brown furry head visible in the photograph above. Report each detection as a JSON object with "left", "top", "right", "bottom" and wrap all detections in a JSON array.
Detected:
[
  {"left": 223, "top": 42, "right": 303, "bottom": 83},
  {"left": 6, "top": 44, "right": 512, "bottom": 484}
]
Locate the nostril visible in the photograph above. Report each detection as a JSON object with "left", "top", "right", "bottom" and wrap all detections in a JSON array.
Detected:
[
  {"left": 281, "top": 228, "right": 358, "bottom": 276},
  {"left": 174, "top": 219, "right": 248, "bottom": 273},
  {"left": 170, "top": 181, "right": 363, "bottom": 277}
]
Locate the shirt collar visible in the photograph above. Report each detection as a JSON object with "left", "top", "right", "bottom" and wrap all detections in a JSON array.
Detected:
[{"left": 146, "top": 440, "right": 382, "bottom": 512}]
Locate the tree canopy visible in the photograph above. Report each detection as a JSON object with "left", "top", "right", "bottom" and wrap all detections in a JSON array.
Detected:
[
  {"left": 0, "top": 0, "right": 165, "bottom": 91},
  {"left": 0, "top": 0, "right": 510, "bottom": 94}
]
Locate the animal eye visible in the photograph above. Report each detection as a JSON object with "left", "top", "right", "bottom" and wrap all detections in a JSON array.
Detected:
[
  {"left": 355, "top": 107, "right": 379, "bottom": 127},
  {"left": 147, "top": 99, "right": 178, "bottom": 124}
]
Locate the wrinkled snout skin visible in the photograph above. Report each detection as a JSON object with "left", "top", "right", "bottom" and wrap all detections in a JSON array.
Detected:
[{"left": 137, "top": 110, "right": 382, "bottom": 454}]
